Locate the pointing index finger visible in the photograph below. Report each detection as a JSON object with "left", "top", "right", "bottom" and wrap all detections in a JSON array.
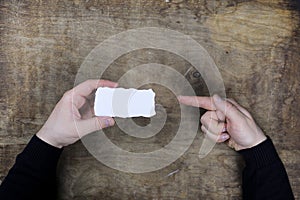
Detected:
[{"left": 177, "top": 96, "right": 216, "bottom": 110}]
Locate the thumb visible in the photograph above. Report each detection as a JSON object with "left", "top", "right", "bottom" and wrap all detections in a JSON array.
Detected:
[
  {"left": 212, "top": 94, "right": 242, "bottom": 121},
  {"left": 77, "top": 117, "right": 115, "bottom": 137}
]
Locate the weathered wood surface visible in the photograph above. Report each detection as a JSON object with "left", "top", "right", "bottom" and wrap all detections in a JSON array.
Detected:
[{"left": 0, "top": 0, "right": 299, "bottom": 199}]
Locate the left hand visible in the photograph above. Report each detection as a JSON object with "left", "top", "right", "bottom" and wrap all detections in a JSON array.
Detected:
[
  {"left": 37, "top": 79, "right": 118, "bottom": 148},
  {"left": 178, "top": 95, "right": 266, "bottom": 151}
]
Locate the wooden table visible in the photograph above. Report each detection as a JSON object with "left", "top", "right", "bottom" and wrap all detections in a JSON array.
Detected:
[{"left": 0, "top": 0, "right": 299, "bottom": 199}]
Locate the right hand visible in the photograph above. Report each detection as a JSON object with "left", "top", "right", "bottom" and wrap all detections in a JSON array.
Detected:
[{"left": 178, "top": 94, "right": 267, "bottom": 151}]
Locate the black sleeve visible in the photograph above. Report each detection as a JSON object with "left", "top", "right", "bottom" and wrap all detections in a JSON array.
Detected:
[
  {"left": 0, "top": 135, "right": 63, "bottom": 200},
  {"left": 239, "top": 137, "right": 294, "bottom": 200}
]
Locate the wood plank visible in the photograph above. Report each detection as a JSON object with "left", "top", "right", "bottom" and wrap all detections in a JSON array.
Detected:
[{"left": 0, "top": 0, "right": 299, "bottom": 199}]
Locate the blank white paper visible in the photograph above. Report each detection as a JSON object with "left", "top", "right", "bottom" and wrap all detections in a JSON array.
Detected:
[{"left": 94, "top": 87, "right": 156, "bottom": 118}]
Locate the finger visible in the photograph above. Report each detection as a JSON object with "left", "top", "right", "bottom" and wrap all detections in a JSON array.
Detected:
[
  {"left": 218, "top": 133, "right": 230, "bottom": 142},
  {"left": 201, "top": 126, "right": 230, "bottom": 143},
  {"left": 200, "top": 111, "right": 218, "bottom": 127},
  {"left": 74, "top": 79, "right": 118, "bottom": 97},
  {"left": 201, "top": 125, "right": 217, "bottom": 142},
  {"left": 177, "top": 96, "right": 216, "bottom": 110},
  {"left": 222, "top": 123, "right": 227, "bottom": 133},
  {"left": 216, "top": 110, "right": 226, "bottom": 122},
  {"left": 201, "top": 105, "right": 225, "bottom": 122},
  {"left": 76, "top": 117, "right": 115, "bottom": 137},
  {"left": 212, "top": 94, "right": 243, "bottom": 122},
  {"left": 72, "top": 79, "right": 118, "bottom": 109},
  {"left": 226, "top": 98, "right": 252, "bottom": 119},
  {"left": 201, "top": 111, "right": 219, "bottom": 122},
  {"left": 201, "top": 112, "right": 226, "bottom": 136}
]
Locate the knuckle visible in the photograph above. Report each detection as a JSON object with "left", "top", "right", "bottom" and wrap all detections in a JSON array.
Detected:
[
  {"left": 200, "top": 114, "right": 207, "bottom": 124},
  {"left": 200, "top": 125, "right": 206, "bottom": 132},
  {"left": 95, "top": 118, "right": 102, "bottom": 130},
  {"left": 62, "top": 90, "right": 73, "bottom": 101},
  {"left": 226, "top": 101, "right": 234, "bottom": 108},
  {"left": 200, "top": 111, "right": 212, "bottom": 124},
  {"left": 225, "top": 102, "right": 235, "bottom": 112}
]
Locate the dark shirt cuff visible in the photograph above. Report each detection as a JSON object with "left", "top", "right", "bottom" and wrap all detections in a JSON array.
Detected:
[
  {"left": 20, "top": 135, "right": 63, "bottom": 169},
  {"left": 238, "top": 136, "right": 281, "bottom": 169}
]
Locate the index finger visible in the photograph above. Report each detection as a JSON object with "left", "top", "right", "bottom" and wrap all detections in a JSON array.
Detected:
[
  {"left": 177, "top": 96, "right": 216, "bottom": 110},
  {"left": 73, "top": 79, "right": 118, "bottom": 97}
]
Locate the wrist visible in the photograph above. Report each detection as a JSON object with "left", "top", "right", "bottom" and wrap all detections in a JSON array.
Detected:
[
  {"left": 237, "top": 136, "right": 267, "bottom": 151},
  {"left": 238, "top": 136, "right": 280, "bottom": 168},
  {"left": 36, "top": 129, "right": 63, "bottom": 149},
  {"left": 237, "top": 127, "right": 267, "bottom": 150},
  {"left": 248, "top": 134, "right": 267, "bottom": 149}
]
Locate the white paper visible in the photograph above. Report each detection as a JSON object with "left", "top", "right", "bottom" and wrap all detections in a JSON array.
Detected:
[{"left": 94, "top": 87, "right": 156, "bottom": 118}]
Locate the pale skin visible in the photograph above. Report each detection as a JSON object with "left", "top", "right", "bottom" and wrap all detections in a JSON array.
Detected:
[
  {"left": 37, "top": 79, "right": 118, "bottom": 148},
  {"left": 178, "top": 94, "right": 267, "bottom": 150},
  {"left": 37, "top": 79, "right": 266, "bottom": 151}
]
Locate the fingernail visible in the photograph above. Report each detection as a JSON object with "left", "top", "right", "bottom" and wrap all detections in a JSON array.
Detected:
[
  {"left": 105, "top": 118, "right": 114, "bottom": 127},
  {"left": 106, "top": 119, "right": 110, "bottom": 127},
  {"left": 221, "top": 134, "right": 229, "bottom": 141},
  {"left": 222, "top": 127, "right": 227, "bottom": 133},
  {"left": 213, "top": 94, "right": 222, "bottom": 102},
  {"left": 222, "top": 124, "right": 227, "bottom": 133}
]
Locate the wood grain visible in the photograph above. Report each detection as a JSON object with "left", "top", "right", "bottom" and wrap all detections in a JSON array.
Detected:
[{"left": 0, "top": 0, "right": 299, "bottom": 199}]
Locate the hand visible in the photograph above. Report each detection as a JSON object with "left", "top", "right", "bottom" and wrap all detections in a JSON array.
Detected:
[
  {"left": 178, "top": 94, "right": 267, "bottom": 151},
  {"left": 36, "top": 79, "right": 118, "bottom": 148}
]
